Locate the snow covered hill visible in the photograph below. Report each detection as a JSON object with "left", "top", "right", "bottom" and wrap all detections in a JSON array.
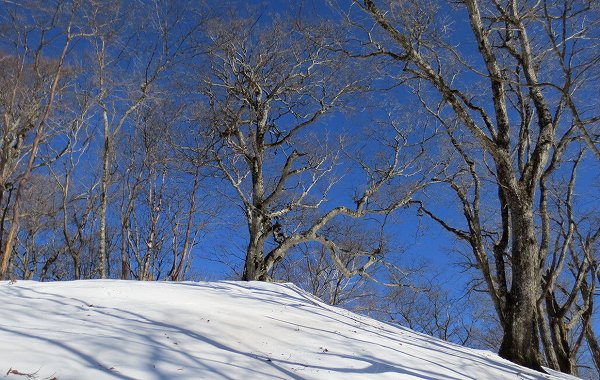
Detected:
[{"left": 0, "top": 280, "right": 578, "bottom": 379}]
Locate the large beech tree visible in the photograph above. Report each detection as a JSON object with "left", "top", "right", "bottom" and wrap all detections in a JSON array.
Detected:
[
  {"left": 198, "top": 15, "right": 428, "bottom": 281},
  {"left": 347, "top": 0, "right": 600, "bottom": 372}
]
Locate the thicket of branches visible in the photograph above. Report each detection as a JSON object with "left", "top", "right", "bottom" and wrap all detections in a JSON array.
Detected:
[{"left": 0, "top": 0, "right": 598, "bottom": 377}]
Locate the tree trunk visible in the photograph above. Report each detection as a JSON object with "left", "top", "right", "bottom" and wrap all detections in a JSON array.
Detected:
[
  {"left": 242, "top": 248, "right": 262, "bottom": 281},
  {"left": 98, "top": 126, "right": 110, "bottom": 279},
  {"left": 73, "top": 254, "right": 81, "bottom": 280},
  {"left": 169, "top": 168, "right": 200, "bottom": 281},
  {"left": 243, "top": 148, "right": 268, "bottom": 281},
  {"left": 498, "top": 203, "right": 543, "bottom": 371},
  {"left": 242, "top": 239, "right": 263, "bottom": 281},
  {"left": 538, "top": 303, "right": 560, "bottom": 371},
  {"left": 120, "top": 222, "right": 129, "bottom": 280},
  {"left": 242, "top": 214, "right": 266, "bottom": 281},
  {"left": 544, "top": 294, "right": 578, "bottom": 375},
  {"left": 550, "top": 320, "right": 577, "bottom": 375}
]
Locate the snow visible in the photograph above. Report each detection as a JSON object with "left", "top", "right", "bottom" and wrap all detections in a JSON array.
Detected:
[{"left": 0, "top": 280, "right": 578, "bottom": 379}]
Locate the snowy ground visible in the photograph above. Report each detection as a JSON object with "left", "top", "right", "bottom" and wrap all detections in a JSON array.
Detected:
[{"left": 0, "top": 280, "right": 579, "bottom": 379}]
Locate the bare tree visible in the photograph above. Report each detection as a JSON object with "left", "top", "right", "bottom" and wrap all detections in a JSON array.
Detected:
[
  {"left": 167, "top": 166, "right": 203, "bottom": 281},
  {"left": 384, "top": 278, "right": 502, "bottom": 349},
  {"left": 272, "top": 221, "right": 385, "bottom": 311},
  {"left": 1, "top": 1, "right": 207, "bottom": 281},
  {"left": 0, "top": 1, "right": 83, "bottom": 278},
  {"left": 10, "top": 174, "right": 61, "bottom": 279},
  {"left": 345, "top": 0, "right": 600, "bottom": 372},
  {"left": 9, "top": 96, "right": 98, "bottom": 281},
  {"left": 113, "top": 94, "right": 210, "bottom": 281},
  {"left": 197, "top": 14, "right": 429, "bottom": 282},
  {"left": 84, "top": 0, "right": 197, "bottom": 278},
  {"left": 529, "top": 150, "right": 600, "bottom": 375}
]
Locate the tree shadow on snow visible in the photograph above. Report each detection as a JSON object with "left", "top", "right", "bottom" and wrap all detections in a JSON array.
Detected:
[
  {"left": 0, "top": 282, "right": 549, "bottom": 380},
  {"left": 1, "top": 284, "right": 303, "bottom": 379}
]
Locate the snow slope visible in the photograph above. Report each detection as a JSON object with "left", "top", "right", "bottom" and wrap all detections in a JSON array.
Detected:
[{"left": 0, "top": 280, "right": 578, "bottom": 380}]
